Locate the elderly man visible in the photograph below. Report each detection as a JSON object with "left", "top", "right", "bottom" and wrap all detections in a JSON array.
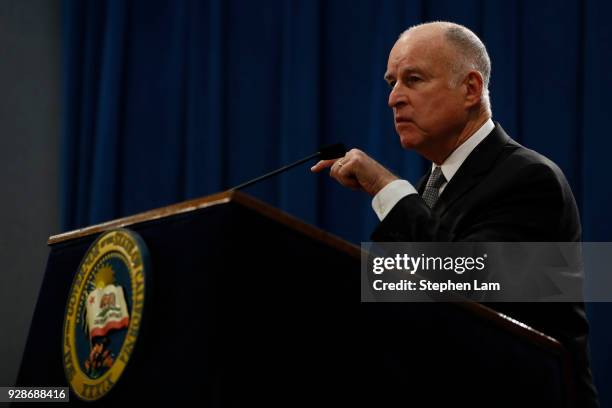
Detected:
[{"left": 312, "top": 22, "right": 598, "bottom": 407}]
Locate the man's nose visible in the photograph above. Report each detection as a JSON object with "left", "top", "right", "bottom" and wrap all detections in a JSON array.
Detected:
[{"left": 388, "top": 84, "right": 407, "bottom": 109}]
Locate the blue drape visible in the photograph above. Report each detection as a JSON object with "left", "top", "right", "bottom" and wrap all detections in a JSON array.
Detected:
[{"left": 61, "top": 0, "right": 612, "bottom": 404}]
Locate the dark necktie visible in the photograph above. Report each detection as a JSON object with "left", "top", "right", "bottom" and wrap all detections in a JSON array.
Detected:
[{"left": 421, "top": 166, "right": 446, "bottom": 208}]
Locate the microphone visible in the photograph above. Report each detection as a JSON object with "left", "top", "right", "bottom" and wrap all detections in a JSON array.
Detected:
[{"left": 230, "top": 143, "right": 346, "bottom": 191}]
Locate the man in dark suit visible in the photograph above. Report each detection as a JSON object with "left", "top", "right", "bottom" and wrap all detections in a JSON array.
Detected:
[{"left": 312, "top": 21, "right": 598, "bottom": 407}]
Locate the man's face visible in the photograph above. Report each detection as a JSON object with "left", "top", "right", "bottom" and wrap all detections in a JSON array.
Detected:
[{"left": 385, "top": 29, "right": 468, "bottom": 152}]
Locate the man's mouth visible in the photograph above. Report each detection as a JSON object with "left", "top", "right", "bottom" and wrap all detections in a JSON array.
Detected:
[{"left": 395, "top": 117, "right": 412, "bottom": 124}]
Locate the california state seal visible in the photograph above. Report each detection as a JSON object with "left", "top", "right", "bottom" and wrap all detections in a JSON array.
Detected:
[{"left": 62, "top": 228, "right": 149, "bottom": 401}]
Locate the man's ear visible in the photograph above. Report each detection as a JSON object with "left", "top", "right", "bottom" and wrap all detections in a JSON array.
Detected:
[{"left": 464, "top": 71, "right": 484, "bottom": 108}]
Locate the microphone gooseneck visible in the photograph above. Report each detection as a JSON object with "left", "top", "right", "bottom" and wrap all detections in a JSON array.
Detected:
[{"left": 231, "top": 143, "right": 346, "bottom": 191}]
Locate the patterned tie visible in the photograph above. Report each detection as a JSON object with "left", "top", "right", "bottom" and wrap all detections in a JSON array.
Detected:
[{"left": 421, "top": 166, "right": 446, "bottom": 208}]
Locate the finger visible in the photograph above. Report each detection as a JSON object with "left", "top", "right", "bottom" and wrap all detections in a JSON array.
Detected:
[
  {"left": 335, "top": 171, "right": 362, "bottom": 191},
  {"left": 331, "top": 156, "right": 354, "bottom": 178},
  {"left": 340, "top": 178, "right": 362, "bottom": 190},
  {"left": 310, "top": 159, "right": 337, "bottom": 173}
]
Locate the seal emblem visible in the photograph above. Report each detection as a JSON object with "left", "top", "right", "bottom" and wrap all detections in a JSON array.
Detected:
[{"left": 62, "top": 229, "right": 149, "bottom": 401}]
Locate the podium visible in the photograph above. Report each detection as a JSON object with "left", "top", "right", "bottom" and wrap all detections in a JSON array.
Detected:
[{"left": 17, "top": 191, "right": 573, "bottom": 406}]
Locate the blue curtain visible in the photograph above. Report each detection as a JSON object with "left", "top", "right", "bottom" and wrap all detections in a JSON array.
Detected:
[{"left": 61, "top": 0, "right": 612, "bottom": 404}]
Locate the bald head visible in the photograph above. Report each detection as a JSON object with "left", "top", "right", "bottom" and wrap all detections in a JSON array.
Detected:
[{"left": 399, "top": 22, "right": 491, "bottom": 115}]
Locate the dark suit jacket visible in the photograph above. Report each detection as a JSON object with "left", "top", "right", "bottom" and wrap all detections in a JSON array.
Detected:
[{"left": 372, "top": 123, "right": 599, "bottom": 407}]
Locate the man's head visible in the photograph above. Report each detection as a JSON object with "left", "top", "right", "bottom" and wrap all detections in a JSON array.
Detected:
[{"left": 384, "top": 22, "right": 491, "bottom": 163}]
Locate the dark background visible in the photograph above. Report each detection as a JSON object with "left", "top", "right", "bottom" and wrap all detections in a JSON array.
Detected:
[
  {"left": 0, "top": 0, "right": 60, "bottom": 395},
  {"left": 1, "top": 0, "right": 611, "bottom": 405}
]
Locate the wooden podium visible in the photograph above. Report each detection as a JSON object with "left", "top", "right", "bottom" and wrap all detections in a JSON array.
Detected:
[{"left": 17, "top": 191, "right": 573, "bottom": 406}]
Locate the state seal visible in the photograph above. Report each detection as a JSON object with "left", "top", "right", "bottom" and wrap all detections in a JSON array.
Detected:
[{"left": 62, "top": 228, "right": 150, "bottom": 401}]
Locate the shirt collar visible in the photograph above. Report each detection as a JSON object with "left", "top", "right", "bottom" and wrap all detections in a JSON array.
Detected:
[{"left": 432, "top": 118, "right": 495, "bottom": 183}]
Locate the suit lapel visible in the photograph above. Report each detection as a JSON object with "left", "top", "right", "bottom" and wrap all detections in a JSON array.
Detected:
[{"left": 432, "top": 123, "right": 512, "bottom": 215}]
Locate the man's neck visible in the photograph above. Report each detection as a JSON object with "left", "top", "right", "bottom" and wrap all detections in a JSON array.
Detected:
[{"left": 429, "top": 112, "right": 491, "bottom": 165}]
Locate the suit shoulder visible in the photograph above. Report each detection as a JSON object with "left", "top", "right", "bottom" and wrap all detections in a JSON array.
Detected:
[{"left": 502, "top": 142, "right": 569, "bottom": 187}]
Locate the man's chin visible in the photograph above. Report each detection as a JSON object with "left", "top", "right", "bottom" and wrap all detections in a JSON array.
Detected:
[{"left": 398, "top": 135, "right": 421, "bottom": 150}]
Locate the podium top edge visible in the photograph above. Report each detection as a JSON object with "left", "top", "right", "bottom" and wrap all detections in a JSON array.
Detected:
[
  {"left": 48, "top": 190, "right": 233, "bottom": 245},
  {"left": 47, "top": 191, "right": 361, "bottom": 259}
]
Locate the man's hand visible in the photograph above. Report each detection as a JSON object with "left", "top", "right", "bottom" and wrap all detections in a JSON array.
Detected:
[{"left": 310, "top": 148, "right": 399, "bottom": 197}]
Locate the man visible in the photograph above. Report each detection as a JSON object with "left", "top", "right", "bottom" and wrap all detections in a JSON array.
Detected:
[{"left": 311, "top": 22, "right": 598, "bottom": 407}]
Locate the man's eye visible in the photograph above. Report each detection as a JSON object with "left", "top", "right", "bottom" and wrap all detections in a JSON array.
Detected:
[
  {"left": 407, "top": 76, "right": 421, "bottom": 83},
  {"left": 387, "top": 80, "right": 396, "bottom": 89}
]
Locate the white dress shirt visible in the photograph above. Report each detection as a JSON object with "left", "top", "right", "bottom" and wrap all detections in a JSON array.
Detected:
[{"left": 372, "top": 119, "right": 495, "bottom": 220}]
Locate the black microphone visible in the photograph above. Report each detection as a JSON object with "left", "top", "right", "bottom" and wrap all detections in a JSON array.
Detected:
[{"left": 230, "top": 143, "right": 346, "bottom": 191}]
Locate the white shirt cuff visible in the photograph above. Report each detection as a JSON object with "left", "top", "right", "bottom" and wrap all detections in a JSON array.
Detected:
[{"left": 371, "top": 179, "right": 418, "bottom": 221}]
